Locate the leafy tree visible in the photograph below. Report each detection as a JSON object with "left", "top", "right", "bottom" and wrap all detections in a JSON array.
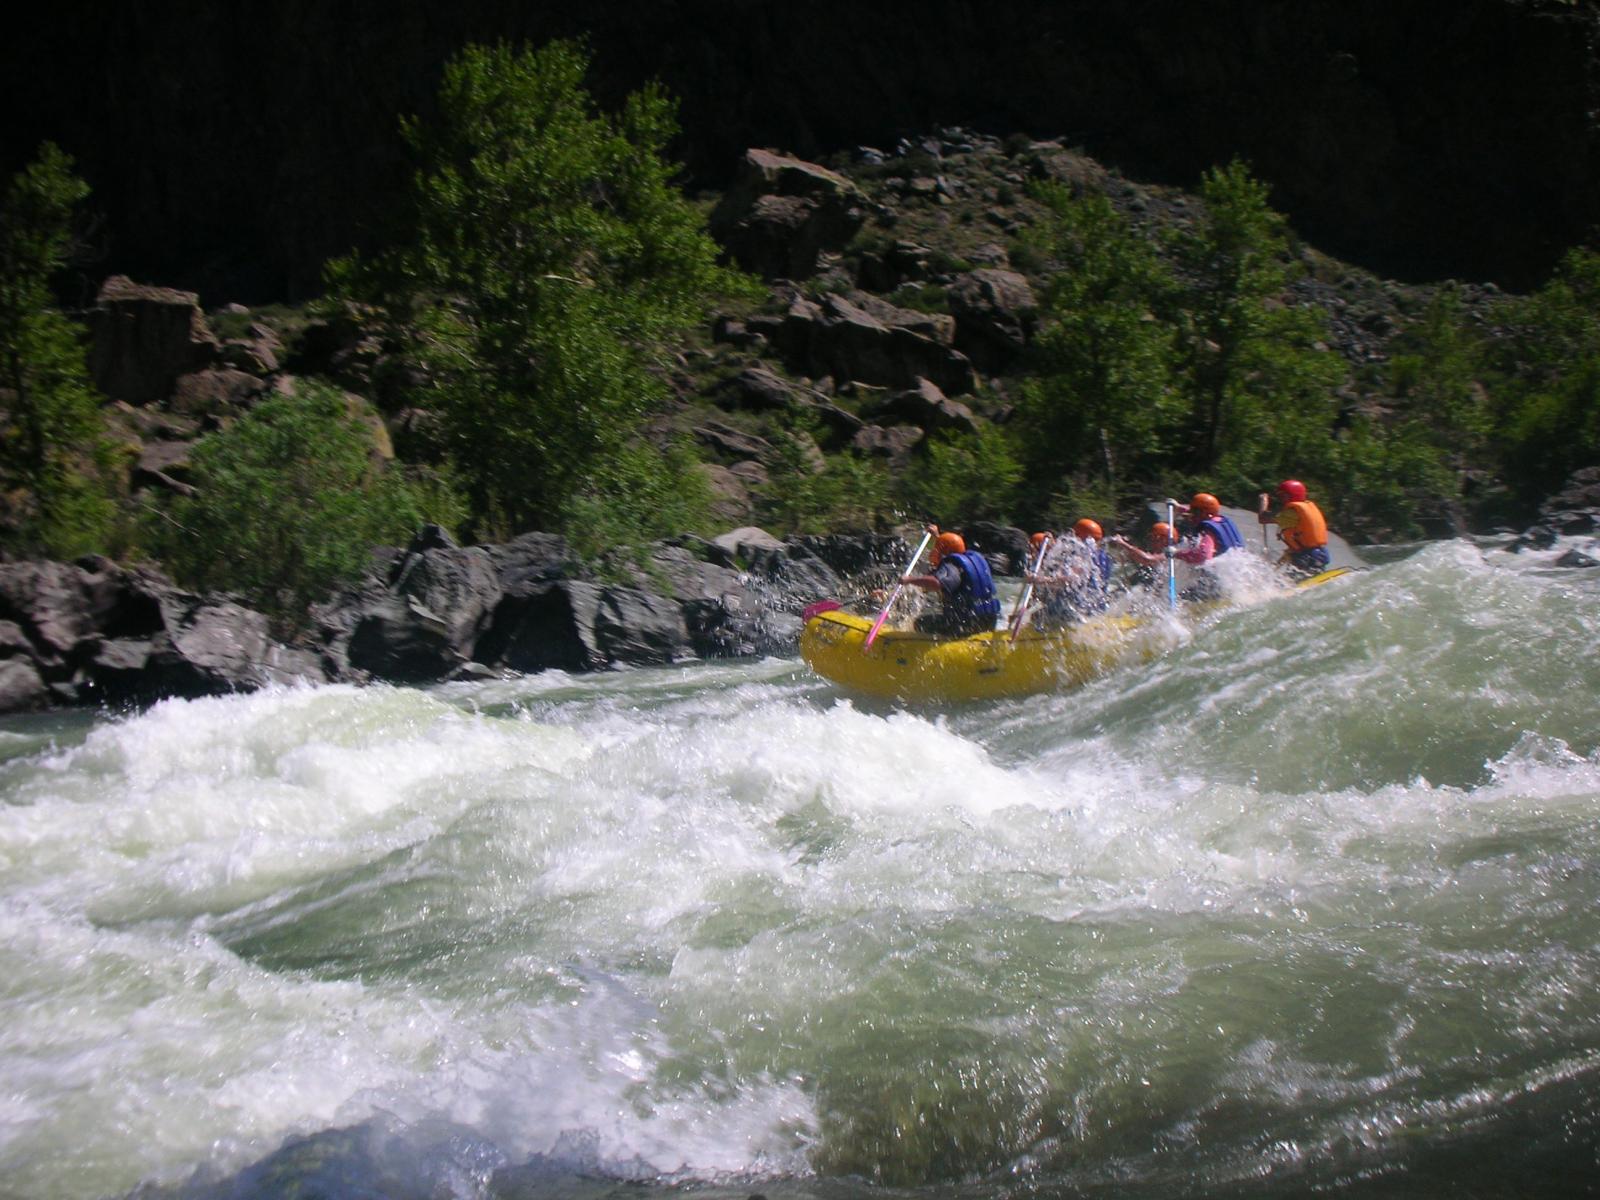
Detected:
[
  {"left": 1484, "top": 247, "right": 1600, "bottom": 500},
  {"left": 1388, "top": 284, "right": 1489, "bottom": 458},
  {"left": 901, "top": 425, "right": 1023, "bottom": 528},
  {"left": 0, "top": 143, "right": 119, "bottom": 557},
  {"left": 1015, "top": 183, "right": 1181, "bottom": 501},
  {"left": 147, "top": 380, "right": 461, "bottom": 626},
  {"left": 329, "top": 40, "right": 753, "bottom": 543},
  {"left": 1170, "top": 160, "right": 1345, "bottom": 486},
  {"left": 757, "top": 418, "right": 894, "bottom": 535}
]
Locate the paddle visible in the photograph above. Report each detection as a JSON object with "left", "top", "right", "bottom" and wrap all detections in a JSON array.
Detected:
[
  {"left": 1258, "top": 490, "right": 1271, "bottom": 552},
  {"left": 864, "top": 528, "right": 934, "bottom": 651},
  {"left": 1008, "top": 534, "right": 1053, "bottom": 642},
  {"left": 1166, "top": 499, "right": 1178, "bottom": 610}
]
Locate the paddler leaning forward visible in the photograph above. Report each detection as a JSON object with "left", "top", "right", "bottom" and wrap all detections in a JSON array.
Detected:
[
  {"left": 898, "top": 525, "right": 1002, "bottom": 636},
  {"left": 1109, "top": 492, "right": 1245, "bottom": 601}
]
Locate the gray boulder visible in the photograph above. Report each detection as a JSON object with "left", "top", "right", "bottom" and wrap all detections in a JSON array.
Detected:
[{"left": 947, "top": 268, "right": 1038, "bottom": 371}]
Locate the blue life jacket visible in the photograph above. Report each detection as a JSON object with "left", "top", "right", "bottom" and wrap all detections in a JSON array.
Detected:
[
  {"left": 1199, "top": 515, "right": 1245, "bottom": 555},
  {"left": 946, "top": 550, "right": 1002, "bottom": 619}
]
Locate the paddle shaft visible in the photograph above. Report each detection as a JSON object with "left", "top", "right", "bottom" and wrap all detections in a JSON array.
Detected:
[
  {"left": 864, "top": 529, "right": 934, "bottom": 650},
  {"left": 1166, "top": 499, "right": 1178, "bottom": 610},
  {"left": 1008, "top": 535, "right": 1053, "bottom": 642},
  {"left": 1258, "top": 491, "right": 1271, "bottom": 551}
]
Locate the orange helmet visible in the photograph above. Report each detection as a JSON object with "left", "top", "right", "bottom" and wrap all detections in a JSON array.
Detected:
[
  {"left": 1073, "top": 518, "right": 1103, "bottom": 541},
  {"left": 1188, "top": 492, "right": 1221, "bottom": 518},
  {"left": 1276, "top": 479, "right": 1307, "bottom": 503},
  {"left": 1029, "top": 531, "right": 1050, "bottom": 551},
  {"left": 931, "top": 531, "right": 965, "bottom": 564},
  {"left": 1148, "top": 522, "right": 1174, "bottom": 548}
]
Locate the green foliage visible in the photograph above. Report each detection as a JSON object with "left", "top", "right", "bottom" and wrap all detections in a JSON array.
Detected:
[
  {"left": 328, "top": 39, "right": 754, "bottom": 544},
  {"left": 1015, "top": 182, "right": 1182, "bottom": 502},
  {"left": 1325, "top": 415, "right": 1456, "bottom": 539},
  {"left": 0, "top": 143, "right": 119, "bottom": 558},
  {"left": 1388, "top": 285, "right": 1490, "bottom": 455},
  {"left": 561, "top": 437, "right": 715, "bottom": 564},
  {"left": 901, "top": 425, "right": 1023, "bottom": 527},
  {"left": 147, "top": 381, "right": 460, "bottom": 625},
  {"left": 1483, "top": 247, "right": 1600, "bottom": 500},
  {"left": 1170, "top": 160, "right": 1346, "bottom": 479},
  {"left": 757, "top": 420, "right": 895, "bottom": 535}
]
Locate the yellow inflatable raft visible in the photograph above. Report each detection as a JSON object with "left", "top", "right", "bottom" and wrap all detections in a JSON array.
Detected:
[{"left": 800, "top": 568, "right": 1354, "bottom": 703}]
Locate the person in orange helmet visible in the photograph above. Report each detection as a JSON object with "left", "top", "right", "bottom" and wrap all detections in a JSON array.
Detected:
[
  {"left": 1025, "top": 519, "right": 1114, "bottom": 626},
  {"left": 1258, "top": 479, "right": 1331, "bottom": 575},
  {"left": 900, "top": 525, "right": 1002, "bottom": 636}
]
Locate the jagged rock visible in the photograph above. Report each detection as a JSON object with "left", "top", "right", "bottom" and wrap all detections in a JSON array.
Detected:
[
  {"left": 0, "top": 658, "right": 47, "bottom": 713},
  {"left": 772, "top": 293, "right": 977, "bottom": 395},
  {"left": 856, "top": 241, "right": 937, "bottom": 292},
  {"left": 87, "top": 598, "right": 326, "bottom": 704},
  {"left": 169, "top": 367, "right": 268, "bottom": 418},
  {"left": 846, "top": 292, "right": 956, "bottom": 345},
  {"left": 344, "top": 538, "right": 502, "bottom": 682},
  {"left": 714, "top": 366, "right": 799, "bottom": 412},
  {"left": 871, "top": 378, "right": 980, "bottom": 435},
  {"left": 1554, "top": 548, "right": 1599, "bottom": 568},
  {"left": 1536, "top": 466, "right": 1600, "bottom": 534},
  {"left": 851, "top": 423, "right": 924, "bottom": 466},
  {"left": 88, "top": 276, "right": 220, "bottom": 405},
  {"left": 480, "top": 580, "right": 690, "bottom": 673},
  {"left": 700, "top": 463, "right": 756, "bottom": 525},
  {"left": 713, "top": 526, "right": 786, "bottom": 559},
  {"left": 694, "top": 421, "right": 774, "bottom": 463},
  {"left": 947, "top": 268, "right": 1038, "bottom": 371},
  {"left": 709, "top": 148, "right": 870, "bottom": 280},
  {"left": 790, "top": 532, "right": 908, "bottom": 578},
  {"left": 218, "top": 322, "right": 283, "bottom": 374}
]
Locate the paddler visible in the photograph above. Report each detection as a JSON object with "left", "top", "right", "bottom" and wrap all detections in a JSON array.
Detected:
[
  {"left": 1026, "top": 519, "right": 1113, "bottom": 627},
  {"left": 1110, "top": 493, "right": 1242, "bottom": 600},
  {"left": 1258, "top": 478, "right": 1331, "bottom": 576},
  {"left": 900, "top": 526, "right": 1002, "bottom": 636}
]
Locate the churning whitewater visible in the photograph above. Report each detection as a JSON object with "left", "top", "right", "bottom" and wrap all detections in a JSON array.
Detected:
[{"left": 1, "top": 539, "right": 1598, "bottom": 1199}]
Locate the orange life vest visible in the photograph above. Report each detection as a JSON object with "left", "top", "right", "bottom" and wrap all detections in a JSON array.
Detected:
[{"left": 1277, "top": 500, "right": 1328, "bottom": 551}]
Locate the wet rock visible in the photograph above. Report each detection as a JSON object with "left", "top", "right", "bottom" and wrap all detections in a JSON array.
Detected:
[{"left": 1554, "top": 548, "right": 1599, "bottom": 568}]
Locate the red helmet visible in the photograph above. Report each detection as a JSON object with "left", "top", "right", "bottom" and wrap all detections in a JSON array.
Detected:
[
  {"left": 1276, "top": 479, "right": 1307, "bottom": 503},
  {"left": 1148, "top": 522, "right": 1174, "bottom": 548},
  {"left": 1073, "top": 518, "right": 1103, "bottom": 541},
  {"left": 931, "top": 531, "right": 965, "bottom": 564},
  {"left": 1188, "top": 492, "right": 1221, "bottom": 518}
]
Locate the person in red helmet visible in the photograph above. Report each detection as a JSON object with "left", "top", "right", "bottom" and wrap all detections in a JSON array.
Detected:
[{"left": 1258, "top": 479, "right": 1330, "bottom": 575}]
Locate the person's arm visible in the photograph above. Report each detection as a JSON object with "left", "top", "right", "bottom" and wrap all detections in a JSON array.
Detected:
[{"left": 1110, "top": 536, "right": 1163, "bottom": 567}]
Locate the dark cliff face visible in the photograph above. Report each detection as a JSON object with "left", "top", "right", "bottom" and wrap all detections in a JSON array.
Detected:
[{"left": 5, "top": 0, "right": 1595, "bottom": 302}]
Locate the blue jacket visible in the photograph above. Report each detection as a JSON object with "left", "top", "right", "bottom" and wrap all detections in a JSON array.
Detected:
[
  {"left": 1199, "top": 515, "right": 1245, "bottom": 555},
  {"left": 944, "top": 550, "right": 1002, "bottom": 620}
]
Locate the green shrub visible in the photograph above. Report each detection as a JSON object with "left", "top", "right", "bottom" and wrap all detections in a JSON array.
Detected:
[
  {"left": 147, "top": 381, "right": 461, "bottom": 627},
  {"left": 0, "top": 143, "right": 120, "bottom": 559},
  {"left": 757, "top": 420, "right": 895, "bottom": 535},
  {"left": 1483, "top": 247, "right": 1600, "bottom": 501},
  {"left": 561, "top": 438, "right": 715, "bottom": 565},
  {"left": 901, "top": 426, "right": 1023, "bottom": 527},
  {"left": 328, "top": 40, "right": 755, "bottom": 542}
]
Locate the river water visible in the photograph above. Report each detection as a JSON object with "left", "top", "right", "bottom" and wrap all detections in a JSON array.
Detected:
[{"left": 2, "top": 539, "right": 1598, "bottom": 1199}]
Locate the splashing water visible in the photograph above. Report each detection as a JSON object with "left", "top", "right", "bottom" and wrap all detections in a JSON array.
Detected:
[{"left": 1, "top": 540, "right": 1597, "bottom": 1199}]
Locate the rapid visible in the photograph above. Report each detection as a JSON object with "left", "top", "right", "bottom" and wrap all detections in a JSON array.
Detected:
[{"left": 1, "top": 538, "right": 1598, "bottom": 1199}]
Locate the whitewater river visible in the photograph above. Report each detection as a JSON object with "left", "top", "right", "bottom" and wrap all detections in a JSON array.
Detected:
[{"left": 1, "top": 539, "right": 1598, "bottom": 1199}]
